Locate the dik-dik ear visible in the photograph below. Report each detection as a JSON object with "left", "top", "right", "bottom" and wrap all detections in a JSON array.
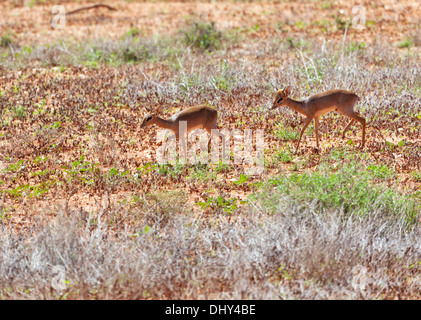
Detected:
[
  {"left": 155, "top": 105, "right": 163, "bottom": 114},
  {"left": 144, "top": 105, "right": 162, "bottom": 115},
  {"left": 283, "top": 86, "right": 291, "bottom": 96}
]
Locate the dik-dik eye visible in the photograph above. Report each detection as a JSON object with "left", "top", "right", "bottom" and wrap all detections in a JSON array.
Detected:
[
  {"left": 277, "top": 97, "right": 284, "bottom": 104},
  {"left": 146, "top": 115, "right": 153, "bottom": 121}
]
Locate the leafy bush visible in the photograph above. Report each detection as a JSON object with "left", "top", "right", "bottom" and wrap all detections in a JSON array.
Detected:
[
  {"left": 256, "top": 163, "right": 419, "bottom": 223},
  {"left": 0, "top": 32, "right": 13, "bottom": 47},
  {"left": 181, "top": 21, "right": 223, "bottom": 51}
]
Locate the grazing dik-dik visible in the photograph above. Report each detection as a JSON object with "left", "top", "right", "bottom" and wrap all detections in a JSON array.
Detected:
[
  {"left": 271, "top": 86, "right": 366, "bottom": 153},
  {"left": 141, "top": 104, "right": 225, "bottom": 156}
]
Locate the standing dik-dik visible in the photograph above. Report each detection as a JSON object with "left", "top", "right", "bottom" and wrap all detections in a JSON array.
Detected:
[
  {"left": 141, "top": 104, "right": 225, "bottom": 155},
  {"left": 271, "top": 86, "right": 366, "bottom": 153}
]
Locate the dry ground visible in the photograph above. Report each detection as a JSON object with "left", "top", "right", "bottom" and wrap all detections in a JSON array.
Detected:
[{"left": 2, "top": 0, "right": 421, "bottom": 44}]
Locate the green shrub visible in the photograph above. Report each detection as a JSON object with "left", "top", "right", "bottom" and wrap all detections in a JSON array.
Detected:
[
  {"left": 274, "top": 122, "right": 299, "bottom": 141},
  {"left": 256, "top": 163, "right": 419, "bottom": 223},
  {"left": 181, "top": 21, "right": 223, "bottom": 51},
  {"left": 0, "top": 33, "right": 13, "bottom": 47}
]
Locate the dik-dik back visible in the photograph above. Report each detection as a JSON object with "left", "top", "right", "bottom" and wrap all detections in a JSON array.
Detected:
[{"left": 169, "top": 105, "right": 218, "bottom": 133}]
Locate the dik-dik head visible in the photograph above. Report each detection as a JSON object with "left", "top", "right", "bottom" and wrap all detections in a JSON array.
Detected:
[
  {"left": 140, "top": 104, "right": 162, "bottom": 128},
  {"left": 140, "top": 114, "right": 156, "bottom": 128},
  {"left": 271, "top": 86, "right": 291, "bottom": 110}
]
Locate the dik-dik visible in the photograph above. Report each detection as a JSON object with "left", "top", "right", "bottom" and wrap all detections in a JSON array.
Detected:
[
  {"left": 271, "top": 86, "right": 366, "bottom": 153},
  {"left": 141, "top": 104, "right": 225, "bottom": 156}
]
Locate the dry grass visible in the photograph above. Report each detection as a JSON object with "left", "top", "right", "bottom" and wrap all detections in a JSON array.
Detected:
[{"left": 1, "top": 193, "right": 421, "bottom": 300}]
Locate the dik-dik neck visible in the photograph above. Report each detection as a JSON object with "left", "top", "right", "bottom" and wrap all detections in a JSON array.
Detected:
[
  {"left": 154, "top": 116, "right": 177, "bottom": 132},
  {"left": 285, "top": 98, "right": 308, "bottom": 116}
]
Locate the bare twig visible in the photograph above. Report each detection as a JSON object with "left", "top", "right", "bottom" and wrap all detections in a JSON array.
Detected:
[{"left": 66, "top": 4, "right": 117, "bottom": 16}]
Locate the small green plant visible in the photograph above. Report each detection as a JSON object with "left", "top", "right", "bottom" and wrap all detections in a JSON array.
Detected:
[
  {"left": 125, "top": 27, "right": 141, "bottom": 38},
  {"left": 196, "top": 195, "right": 239, "bottom": 215},
  {"left": 366, "top": 164, "right": 395, "bottom": 180},
  {"left": 347, "top": 41, "right": 366, "bottom": 52},
  {"left": 7, "top": 180, "right": 55, "bottom": 199},
  {"left": 385, "top": 139, "right": 406, "bottom": 151},
  {"left": 411, "top": 170, "right": 421, "bottom": 182},
  {"left": 4, "top": 160, "right": 25, "bottom": 173},
  {"left": 108, "top": 167, "right": 129, "bottom": 177},
  {"left": 33, "top": 99, "right": 47, "bottom": 116},
  {"left": 286, "top": 37, "right": 306, "bottom": 49},
  {"left": 234, "top": 173, "right": 249, "bottom": 186},
  {"left": 295, "top": 21, "right": 305, "bottom": 30},
  {"left": 62, "top": 155, "right": 99, "bottom": 185},
  {"left": 275, "top": 147, "right": 294, "bottom": 164},
  {"left": 214, "top": 161, "right": 231, "bottom": 173},
  {"left": 154, "top": 161, "right": 186, "bottom": 179},
  {"left": 291, "top": 161, "right": 300, "bottom": 171},
  {"left": 188, "top": 164, "right": 217, "bottom": 182},
  {"left": 321, "top": 1, "right": 332, "bottom": 9},
  {"left": 0, "top": 105, "right": 26, "bottom": 124},
  {"left": 122, "top": 45, "right": 151, "bottom": 62},
  {"left": 30, "top": 169, "right": 49, "bottom": 178},
  {"left": 334, "top": 14, "right": 350, "bottom": 31},
  {"left": 27, "top": 0, "right": 37, "bottom": 8},
  {"left": 0, "top": 206, "right": 11, "bottom": 221},
  {"left": 134, "top": 162, "right": 153, "bottom": 178},
  {"left": 211, "top": 60, "right": 234, "bottom": 92},
  {"left": 181, "top": 21, "right": 223, "bottom": 51},
  {"left": 0, "top": 32, "right": 13, "bottom": 47},
  {"left": 398, "top": 38, "right": 411, "bottom": 49},
  {"left": 274, "top": 122, "right": 299, "bottom": 141}
]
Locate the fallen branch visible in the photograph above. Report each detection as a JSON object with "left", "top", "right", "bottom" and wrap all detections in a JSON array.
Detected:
[{"left": 66, "top": 4, "right": 117, "bottom": 15}]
